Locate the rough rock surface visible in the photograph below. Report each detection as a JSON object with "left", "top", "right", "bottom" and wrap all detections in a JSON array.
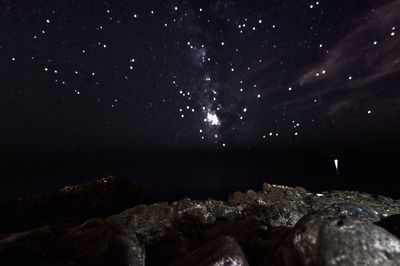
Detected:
[
  {"left": 171, "top": 236, "right": 249, "bottom": 266},
  {"left": 1, "top": 178, "right": 400, "bottom": 265},
  {"left": 275, "top": 209, "right": 400, "bottom": 265},
  {"left": 0, "top": 176, "right": 148, "bottom": 234}
]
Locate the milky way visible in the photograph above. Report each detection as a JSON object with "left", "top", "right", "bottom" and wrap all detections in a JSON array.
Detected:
[{"left": 0, "top": 0, "right": 399, "bottom": 153}]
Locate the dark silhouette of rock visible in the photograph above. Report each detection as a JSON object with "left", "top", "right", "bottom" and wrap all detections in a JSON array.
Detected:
[
  {"left": 0, "top": 226, "right": 69, "bottom": 265},
  {"left": 64, "top": 218, "right": 145, "bottom": 266},
  {"left": 376, "top": 214, "right": 400, "bottom": 239},
  {"left": 1, "top": 181, "right": 400, "bottom": 265},
  {"left": 0, "top": 176, "right": 148, "bottom": 234},
  {"left": 202, "top": 220, "right": 288, "bottom": 265},
  {"left": 146, "top": 225, "right": 197, "bottom": 265},
  {"left": 0, "top": 218, "right": 146, "bottom": 266}
]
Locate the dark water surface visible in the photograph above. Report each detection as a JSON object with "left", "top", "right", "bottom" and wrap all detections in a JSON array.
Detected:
[{"left": 0, "top": 154, "right": 399, "bottom": 202}]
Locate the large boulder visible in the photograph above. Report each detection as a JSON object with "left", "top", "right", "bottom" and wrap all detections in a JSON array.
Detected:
[{"left": 275, "top": 209, "right": 400, "bottom": 266}]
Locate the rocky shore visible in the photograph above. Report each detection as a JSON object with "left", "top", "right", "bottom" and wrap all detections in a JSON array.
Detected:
[{"left": 1, "top": 176, "right": 400, "bottom": 265}]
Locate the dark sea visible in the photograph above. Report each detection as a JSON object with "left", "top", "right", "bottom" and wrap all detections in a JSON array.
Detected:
[{"left": 0, "top": 153, "right": 399, "bottom": 202}]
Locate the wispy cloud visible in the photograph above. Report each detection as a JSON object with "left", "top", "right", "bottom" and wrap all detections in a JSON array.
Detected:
[{"left": 299, "top": 1, "right": 400, "bottom": 90}]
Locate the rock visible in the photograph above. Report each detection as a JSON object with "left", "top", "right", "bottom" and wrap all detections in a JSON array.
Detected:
[
  {"left": 174, "top": 198, "right": 217, "bottom": 224},
  {"left": 2, "top": 180, "right": 400, "bottom": 265},
  {"left": 275, "top": 209, "right": 400, "bottom": 266},
  {"left": 304, "top": 190, "right": 400, "bottom": 220},
  {"left": 230, "top": 191, "right": 247, "bottom": 202},
  {"left": 0, "top": 176, "right": 148, "bottom": 234},
  {"left": 171, "top": 236, "right": 249, "bottom": 266},
  {"left": 333, "top": 202, "right": 381, "bottom": 222},
  {"left": 174, "top": 198, "right": 241, "bottom": 225},
  {"left": 202, "top": 219, "right": 285, "bottom": 265},
  {"left": 0, "top": 226, "right": 69, "bottom": 265},
  {"left": 245, "top": 190, "right": 259, "bottom": 200},
  {"left": 108, "top": 202, "right": 175, "bottom": 244},
  {"left": 234, "top": 183, "right": 310, "bottom": 227},
  {"left": 203, "top": 219, "right": 267, "bottom": 241},
  {"left": 376, "top": 214, "right": 400, "bottom": 238},
  {"left": 145, "top": 225, "right": 195, "bottom": 265},
  {"left": 0, "top": 219, "right": 146, "bottom": 266},
  {"left": 64, "top": 218, "right": 145, "bottom": 266},
  {"left": 294, "top": 186, "right": 307, "bottom": 193}
]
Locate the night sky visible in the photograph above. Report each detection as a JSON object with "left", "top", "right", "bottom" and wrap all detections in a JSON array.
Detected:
[{"left": 1, "top": 0, "right": 400, "bottom": 155}]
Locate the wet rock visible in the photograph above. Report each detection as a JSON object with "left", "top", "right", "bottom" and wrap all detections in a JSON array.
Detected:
[
  {"left": 171, "top": 236, "right": 249, "bottom": 266},
  {"left": 0, "top": 176, "right": 148, "bottom": 234},
  {"left": 275, "top": 209, "right": 400, "bottom": 266}
]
